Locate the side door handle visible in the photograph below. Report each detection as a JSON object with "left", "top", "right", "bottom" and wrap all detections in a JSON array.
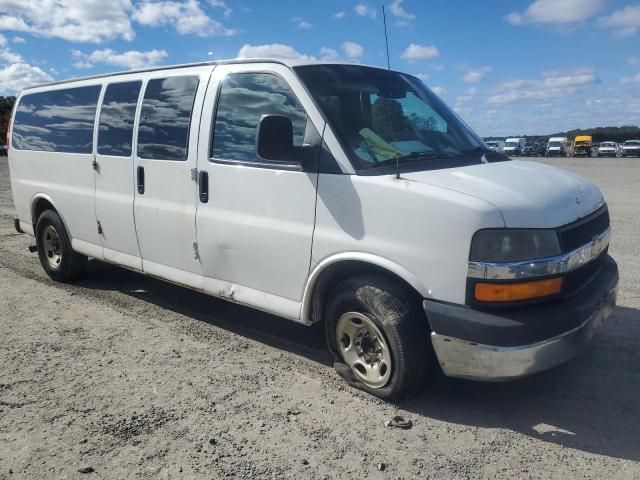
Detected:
[
  {"left": 137, "top": 166, "right": 145, "bottom": 194},
  {"left": 199, "top": 170, "right": 209, "bottom": 203}
]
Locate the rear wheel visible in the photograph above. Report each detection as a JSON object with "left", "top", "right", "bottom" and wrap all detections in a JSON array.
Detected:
[
  {"left": 36, "top": 210, "right": 87, "bottom": 282},
  {"left": 325, "top": 275, "right": 432, "bottom": 400}
]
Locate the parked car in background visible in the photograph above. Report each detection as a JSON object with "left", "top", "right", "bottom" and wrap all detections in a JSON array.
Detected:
[
  {"left": 485, "top": 139, "right": 504, "bottom": 152},
  {"left": 546, "top": 137, "right": 568, "bottom": 157},
  {"left": 597, "top": 141, "right": 620, "bottom": 158},
  {"left": 0, "top": 145, "right": 7, "bottom": 156},
  {"left": 532, "top": 144, "right": 546, "bottom": 157},
  {"left": 572, "top": 135, "right": 593, "bottom": 157},
  {"left": 621, "top": 140, "right": 640, "bottom": 157},
  {"left": 7, "top": 59, "right": 618, "bottom": 400},
  {"left": 521, "top": 145, "right": 544, "bottom": 157},
  {"left": 521, "top": 146, "right": 536, "bottom": 157},
  {"left": 503, "top": 137, "right": 526, "bottom": 156}
]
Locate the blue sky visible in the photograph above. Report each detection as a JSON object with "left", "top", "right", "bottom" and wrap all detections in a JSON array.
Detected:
[{"left": 1, "top": 0, "right": 639, "bottom": 136}]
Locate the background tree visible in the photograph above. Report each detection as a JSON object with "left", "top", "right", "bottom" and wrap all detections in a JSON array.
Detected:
[{"left": 0, "top": 96, "right": 16, "bottom": 143}]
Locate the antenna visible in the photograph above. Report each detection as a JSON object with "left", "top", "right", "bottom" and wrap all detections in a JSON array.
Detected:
[{"left": 382, "top": 4, "right": 391, "bottom": 70}]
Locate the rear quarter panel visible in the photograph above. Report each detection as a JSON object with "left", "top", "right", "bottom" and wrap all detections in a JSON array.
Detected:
[{"left": 8, "top": 81, "right": 102, "bottom": 250}]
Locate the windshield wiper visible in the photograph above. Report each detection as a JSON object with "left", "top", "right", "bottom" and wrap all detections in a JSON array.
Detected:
[
  {"left": 370, "top": 151, "right": 442, "bottom": 166},
  {"left": 398, "top": 151, "right": 454, "bottom": 161},
  {"left": 459, "top": 146, "right": 493, "bottom": 155}
]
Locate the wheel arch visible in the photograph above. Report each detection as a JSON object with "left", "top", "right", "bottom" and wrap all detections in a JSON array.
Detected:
[
  {"left": 301, "top": 253, "right": 430, "bottom": 326},
  {"left": 30, "top": 194, "right": 71, "bottom": 238}
]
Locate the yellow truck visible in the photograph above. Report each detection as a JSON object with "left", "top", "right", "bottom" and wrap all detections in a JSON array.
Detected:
[{"left": 572, "top": 135, "right": 592, "bottom": 157}]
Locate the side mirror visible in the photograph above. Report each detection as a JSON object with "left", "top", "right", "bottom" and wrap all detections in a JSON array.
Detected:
[{"left": 256, "top": 114, "right": 294, "bottom": 161}]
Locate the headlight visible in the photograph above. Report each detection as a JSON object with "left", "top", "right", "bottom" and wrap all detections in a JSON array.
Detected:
[{"left": 470, "top": 229, "right": 561, "bottom": 263}]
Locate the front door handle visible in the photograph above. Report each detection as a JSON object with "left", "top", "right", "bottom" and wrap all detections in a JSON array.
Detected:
[
  {"left": 199, "top": 170, "right": 209, "bottom": 203},
  {"left": 137, "top": 166, "right": 145, "bottom": 194}
]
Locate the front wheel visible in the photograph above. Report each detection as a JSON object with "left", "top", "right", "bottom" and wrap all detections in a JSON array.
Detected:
[
  {"left": 36, "top": 210, "right": 87, "bottom": 282},
  {"left": 325, "top": 275, "right": 432, "bottom": 400}
]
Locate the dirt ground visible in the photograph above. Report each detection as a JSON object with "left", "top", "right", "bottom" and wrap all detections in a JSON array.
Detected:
[{"left": 0, "top": 156, "right": 639, "bottom": 480}]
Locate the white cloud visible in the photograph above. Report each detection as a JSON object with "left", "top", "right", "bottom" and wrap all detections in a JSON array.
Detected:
[
  {"left": 455, "top": 87, "right": 479, "bottom": 109},
  {"left": 388, "top": 0, "right": 415, "bottom": 21},
  {"left": 628, "top": 57, "right": 639, "bottom": 66},
  {"left": 12, "top": 36, "right": 25, "bottom": 43},
  {"left": 620, "top": 73, "right": 640, "bottom": 84},
  {"left": 462, "top": 66, "right": 492, "bottom": 83},
  {"left": 431, "top": 86, "right": 446, "bottom": 96},
  {"left": 209, "top": 0, "right": 231, "bottom": 18},
  {"left": 0, "top": 62, "right": 53, "bottom": 94},
  {"left": 318, "top": 44, "right": 363, "bottom": 62},
  {"left": 334, "top": 11, "right": 346, "bottom": 19},
  {"left": 487, "top": 67, "right": 597, "bottom": 104},
  {"left": 506, "top": 0, "right": 608, "bottom": 25},
  {"left": 354, "top": 3, "right": 376, "bottom": 19},
  {"left": 0, "top": 33, "right": 23, "bottom": 63},
  {"left": 292, "top": 17, "right": 312, "bottom": 29},
  {"left": 341, "top": 41, "right": 363, "bottom": 59},
  {"left": 72, "top": 48, "right": 168, "bottom": 70},
  {"left": 598, "top": 5, "right": 640, "bottom": 37},
  {"left": 401, "top": 43, "right": 439, "bottom": 63},
  {"left": 0, "top": 47, "right": 21, "bottom": 63},
  {"left": 319, "top": 47, "right": 340, "bottom": 61},
  {"left": 237, "top": 43, "right": 314, "bottom": 61},
  {"left": 0, "top": 0, "right": 135, "bottom": 43},
  {"left": 133, "top": 0, "right": 234, "bottom": 37},
  {"left": 415, "top": 73, "right": 429, "bottom": 82}
]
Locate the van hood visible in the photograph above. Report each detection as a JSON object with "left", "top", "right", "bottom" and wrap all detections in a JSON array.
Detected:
[{"left": 403, "top": 160, "right": 603, "bottom": 228}]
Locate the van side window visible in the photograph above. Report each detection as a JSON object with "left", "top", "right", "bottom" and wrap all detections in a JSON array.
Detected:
[
  {"left": 12, "top": 85, "right": 101, "bottom": 153},
  {"left": 211, "top": 72, "right": 307, "bottom": 164},
  {"left": 137, "top": 76, "right": 199, "bottom": 161},
  {"left": 98, "top": 81, "right": 142, "bottom": 157}
]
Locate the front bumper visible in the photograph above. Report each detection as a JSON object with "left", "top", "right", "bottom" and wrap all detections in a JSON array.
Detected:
[{"left": 425, "top": 256, "right": 618, "bottom": 381}]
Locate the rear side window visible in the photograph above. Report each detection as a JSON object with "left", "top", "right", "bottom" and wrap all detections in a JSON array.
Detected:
[
  {"left": 137, "top": 76, "right": 199, "bottom": 161},
  {"left": 12, "top": 85, "right": 101, "bottom": 153},
  {"left": 211, "top": 72, "right": 307, "bottom": 163},
  {"left": 97, "top": 81, "right": 142, "bottom": 157}
]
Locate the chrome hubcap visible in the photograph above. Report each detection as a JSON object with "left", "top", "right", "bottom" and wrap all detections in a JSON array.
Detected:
[
  {"left": 336, "top": 312, "right": 392, "bottom": 389},
  {"left": 42, "top": 225, "right": 62, "bottom": 270}
]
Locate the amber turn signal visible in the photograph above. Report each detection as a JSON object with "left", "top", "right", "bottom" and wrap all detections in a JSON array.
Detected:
[{"left": 474, "top": 277, "right": 563, "bottom": 302}]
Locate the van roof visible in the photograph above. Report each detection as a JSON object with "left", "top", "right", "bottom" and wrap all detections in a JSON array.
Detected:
[{"left": 20, "top": 58, "right": 387, "bottom": 91}]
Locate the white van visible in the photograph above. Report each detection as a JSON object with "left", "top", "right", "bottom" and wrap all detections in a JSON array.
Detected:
[
  {"left": 546, "top": 137, "right": 569, "bottom": 157},
  {"left": 503, "top": 137, "right": 526, "bottom": 156},
  {"left": 8, "top": 60, "right": 618, "bottom": 399},
  {"left": 484, "top": 139, "right": 505, "bottom": 152}
]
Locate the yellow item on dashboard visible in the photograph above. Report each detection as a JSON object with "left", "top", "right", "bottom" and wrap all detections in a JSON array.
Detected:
[{"left": 359, "top": 128, "right": 401, "bottom": 160}]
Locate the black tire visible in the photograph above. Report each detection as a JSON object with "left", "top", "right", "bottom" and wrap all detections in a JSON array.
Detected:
[
  {"left": 325, "top": 274, "right": 432, "bottom": 400},
  {"left": 36, "top": 210, "right": 87, "bottom": 282}
]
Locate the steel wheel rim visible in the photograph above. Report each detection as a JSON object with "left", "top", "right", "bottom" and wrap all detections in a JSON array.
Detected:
[
  {"left": 336, "top": 312, "right": 392, "bottom": 389},
  {"left": 42, "top": 225, "right": 63, "bottom": 270}
]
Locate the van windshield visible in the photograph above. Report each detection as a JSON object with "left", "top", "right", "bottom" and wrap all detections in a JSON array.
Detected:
[
  {"left": 548, "top": 141, "right": 562, "bottom": 147},
  {"left": 294, "top": 64, "right": 505, "bottom": 173},
  {"left": 505, "top": 142, "right": 518, "bottom": 148}
]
